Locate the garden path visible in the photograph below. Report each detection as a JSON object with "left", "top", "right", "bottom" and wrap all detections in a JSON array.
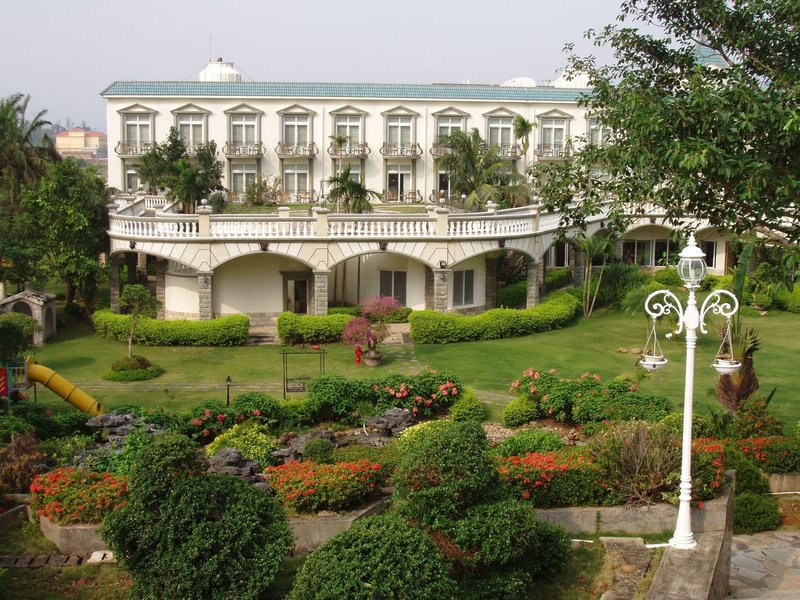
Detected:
[{"left": 729, "top": 530, "right": 800, "bottom": 598}]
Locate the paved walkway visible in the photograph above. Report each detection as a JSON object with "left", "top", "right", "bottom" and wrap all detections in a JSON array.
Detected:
[{"left": 730, "top": 531, "right": 800, "bottom": 598}]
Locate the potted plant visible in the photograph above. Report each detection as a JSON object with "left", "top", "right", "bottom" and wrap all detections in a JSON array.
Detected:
[{"left": 343, "top": 296, "right": 401, "bottom": 367}]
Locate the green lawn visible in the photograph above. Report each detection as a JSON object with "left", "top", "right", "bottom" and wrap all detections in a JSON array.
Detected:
[{"left": 25, "top": 307, "right": 800, "bottom": 430}]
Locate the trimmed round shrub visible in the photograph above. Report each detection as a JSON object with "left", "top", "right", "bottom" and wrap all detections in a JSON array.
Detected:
[
  {"left": 495, "top": 429, "right": 565, "bottom": 457},
  {"left": 448, "top": 389, "right": 487, "bottom": 423},
  {"left": 288, "top": 514, "right": 457, "bottom": 600},
  {"left": 302, "top": 437, "right": 334, "bottom": 464},
  {"left": 396, "top": 419, "right": 452, "bottom": 449},
  {"left": 100, "top": 432, "right": 292, "bottom": 600},
  {"left": 503, "top": 396, "right": 540, "bottom": 428},
  {"left": 102, "top": 355, "right": 164, "bottom": 381},
  {"left": 733, "top": 492, "right": 781, "bottom": 534},
  {"left": 394, "top": 421, "right": 498, "bottom": 528},
  {"left": 205, "top": 422, "right": 278, "bottom": 468},
  {"left": 653, "top": 268, "right": 685, "bottom": 287},
  {"left": 659, "top": 413, "right": 716, "bottom": 439}
]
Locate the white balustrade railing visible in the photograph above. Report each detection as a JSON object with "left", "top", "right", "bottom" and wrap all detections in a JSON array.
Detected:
[
  {"left": 328, "top": 216, "right": 434, "bottom": 238},
  {"left": 448, "top": 215, "right": 534, "bottom": 237},
  {"left": 537, "top": 210, "right": 563, "bottom": 231},
  {"left": 210, "top": 217, "right": 314, "bottom": 239},
  {"left": 144, "top": 196, "right": 168, "bottom": 209},
  {"left": 110, "top": 215, "right": 199, "bottom": 238}
]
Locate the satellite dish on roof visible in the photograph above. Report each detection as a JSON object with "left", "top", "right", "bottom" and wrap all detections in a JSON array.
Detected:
[{"left": 500, "top": 76, "right": 537, "bottom": 87}]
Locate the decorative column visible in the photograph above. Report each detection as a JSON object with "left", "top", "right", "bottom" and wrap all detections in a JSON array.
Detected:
[
  {"left": 424, "top": 267, "right": 434, "bottom": 309},
  {"left": 433, "top": 269, "right": 450, "bottom": 313},
  {"left": 137, "top": 252, "right": 148, "bottom": 284},
  {"left": 526, "top": 261, "right": 540, "bottom": 308},
  {"left": 155, "top": 260, "right": 167, "bottom": 319},
  {"left": 313, "top": 270, "right": 330, "bottom": 316},
  {"left": 109, "top": 256, "right": 121, "bottom": 313},
  {"left": 485, "top": 256, "right": 498, "bottom": 309},
  {"left": 197, "top": 271, "right": 213, "bottom": 320}
]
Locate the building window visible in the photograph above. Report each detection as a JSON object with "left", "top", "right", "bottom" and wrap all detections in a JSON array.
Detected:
[
  {"left": 436, "top": 116, "right": 463, "bottom": 139},
  {"left": 177, "top": 114, "right": 204, "bottom": 149},
  {"left": 335, "top": 115, "right": 361, "bottom": 143},
  {"left": 336, "top": 162, "right": 360, "bottom": 180},
  {"left": 386, "top": 163, "right": 412, "bottom": 201},
  {"left": 701, "top": 240, "right": 717, "bottom": 268},
  {"left": 230, "top": 114, "right": 257, "bottom": 145},
  {"left": 283, "top": 115, "right": 309, "bottom": 147},
  {"left": 124, "top": 114, "right": 151, "bottom": 145},
  {"left": 588, "top": 118, "right": 611, "bottom": 147},
  {"left": 453, "top": 269, "right": 475, "bottom": 307},
  {"left": 546, "top": 243, "right": 570, "bottom": 268},
  {"left": 623, "top": 240, "right": 653, "bottom": 266},
  {"left": 654, "top": 239, "right": 679, "bottom": 266},
  {"left": 379, "top": 270, "right": 407, "bottom": 305},
  {"left": 540, "top": 118, "right": 567, "bottom": 152},
  {"left": 487, "top": 117, "right": 513, "bottom": 149},
  {"left": 386, "top": 116, "right": 412, "bottom": 146},
  {"left": 231, "top": 162, "right": 257, "bottom": 193},
  {"left": 437, "top": 171, "right": 453, "bottom": 198},
  {"left": 283, "top": 162, "right": 309, "bottom": 196},
  {"left": 125, "top": 169, "right": 140, "bottom": 193}
]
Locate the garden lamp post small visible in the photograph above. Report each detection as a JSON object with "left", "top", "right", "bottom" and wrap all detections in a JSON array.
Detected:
[
  {"left": 640, "top": 233, "right": 739, "bottom": 550},
  {"left": 225, "top": 375, "right": 232, "bottom": 407}
]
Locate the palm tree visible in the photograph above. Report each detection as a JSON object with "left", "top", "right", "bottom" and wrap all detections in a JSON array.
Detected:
[
  {"left": 0, "top": 94, "right": 57, "bottom": 205},
  {"left": 512, "top": 115, "right": 535, "bottom": 162},
  {"left": 170, "top": 158, "right": 205, "bottom": 212},
  {"left": 327, "top": 166, "right": 380, "bottom": 214},
  {"left": 435, "top": 129, "right": 522, "bottom": 211},
  {"left": 568, "top": 231, "right": 615, "bottom": 318}
]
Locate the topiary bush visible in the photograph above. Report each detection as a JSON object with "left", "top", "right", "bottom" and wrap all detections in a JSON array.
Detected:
[
  {"left": 102, "top": 354, "right": 164, "bottom": 381},
  {"left": 394, "top": 421, "right": 498, "bottom": 528},
  {"left": 92, "top": 310, "right": 249, "bottom": 346},
  {"left": 288, "top": 514, "right": 458, "bottom": 600},
  {"left": 100, "top": 432, "right": 292, "bottom": 600},
  {"left": 495, "top": 429, "right": 565, "bottom": 457},
  {"left": 733, "top": 492, "right": 781, "bottom": 534},
  {"left": 204, "top": 422, "right": 278, "bottom": 468},
  {"left": 302, "top": 437, "right": 334, "bottom": 464},
  {"left": 503, "top": 396, "right": 540, "bottom": 428},
  {"left": 277, "top": 311, "right": 351, "bottom": 344},
  {"left": 448, "top": 388, "right": 487, "bottom": 423}
]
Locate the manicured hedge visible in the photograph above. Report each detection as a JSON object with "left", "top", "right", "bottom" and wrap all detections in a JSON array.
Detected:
[
  {"left": 92, "top": 310, "right": 249, "bottom": 346},
  {"left": 545, "top": 267, "right": 573, "bottom": 291},
  {"left": 276, "top": 312, "right": 351, "bottom": 344},
  {"left": 496, "top": 281, "right": 527, "bottom": 308},
  {"left": 409, "top": 292, "right": 580, "bottom": 344}
]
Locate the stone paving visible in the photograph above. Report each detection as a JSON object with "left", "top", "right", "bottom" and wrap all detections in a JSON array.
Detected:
[{"left": 730, "top": 530, "right": 800, "bottom": 598}]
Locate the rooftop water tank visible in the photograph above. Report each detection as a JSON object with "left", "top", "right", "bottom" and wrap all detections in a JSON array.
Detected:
[{"left": 199, "top": 58, "right": 243, "bottom": 82}]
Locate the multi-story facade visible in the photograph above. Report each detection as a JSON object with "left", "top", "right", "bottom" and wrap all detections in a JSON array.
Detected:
[{"left": 102, "top": 61, "right": 731, "bottom": 325}]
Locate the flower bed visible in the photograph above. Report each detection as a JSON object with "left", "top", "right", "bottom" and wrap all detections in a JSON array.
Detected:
[
  {"left": 737, "top": 436, "right": 800, "bottom": 473},
  {"left": 29, "top": 467, "right": 128, "bottom": 525},
  {"left": 265, "top": 459, "right": 386, "bottom": 513}
]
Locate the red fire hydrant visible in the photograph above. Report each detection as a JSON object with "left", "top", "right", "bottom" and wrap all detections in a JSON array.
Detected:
[{"left": 354, "top": 345, "right": 363, "bottom": 365}]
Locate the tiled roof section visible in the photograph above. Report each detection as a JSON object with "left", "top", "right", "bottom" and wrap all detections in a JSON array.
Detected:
[
  {"left": 693, "top": 43, "right": 729, "bottom": 69},
  {"left": 101, "top": 81, "right": 591, "bottom": 102}
]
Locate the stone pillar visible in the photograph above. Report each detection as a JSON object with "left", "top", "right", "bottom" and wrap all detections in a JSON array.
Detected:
[
  {"left": 109, "top": 257, "right": 121, "bottom": 313},
  {"left": 125, "top": 252, "right": 138, "bottom": 285},
  {"left": 313, "top": 207, "right": 329, "bottom": 237},
  {"left": 424, "top": 266, "right": 434, "bottom": 309},
  {"left": 137, "top": 252, "right": 148, "bottom": 284},
  {"left": 155, "top": 260, "right": 167, "bottom": 319},
  {"left": 433, "top": 269, "right": 450, "bottom": 313},
  {"left": 197, "top": 271, "right": 213, "bottom": 320},
  {"left": 485, "top": 256, "right": 498, "bottom": 309},
  {"left": 313, "top": 270, "right": 330, "bottom": 316},
  {"left": 526, "top": 261, "right": 540, "bottom": 308},
  {"left": 435, "top": 207, "right": 450, "bottom": 236},
  {"left": 197, "top": 205, "right": 211, "bottom": 237}
]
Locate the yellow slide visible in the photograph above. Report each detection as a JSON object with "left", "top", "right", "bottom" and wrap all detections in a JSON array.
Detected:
[{"left": 25, "top": 356, "right": 103, "bottom": 416}]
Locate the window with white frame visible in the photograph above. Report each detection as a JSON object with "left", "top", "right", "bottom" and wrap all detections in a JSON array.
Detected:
[
  {"left": 230, "top": 162, "right": 257, "bottom": 193},
  {"left": 336, "top": 162, "right": 360, "bottom": 181},
  {"left": 437, "top": 171, "right": 453, "bottom": 198},
  {"left": 379, "top": 270, "right": 407, "bottom": 305},
  {"left": 436, "top": 116, "right": 463, "bottom": 139},
  {"left": 701, "top": 241, "right": 717, "bottom": 268},
  {"left": 230, "top": 114, "right": 257, "bottom": 145},
  {"left": 546, "top": 243, "right": 570, "bottom": 268},
  {"left": 386, "top": 116, "right": 412, "bottom": 146},
  {"left": 588, "top": 118, "right": 612, "bottom": 147},
  {"left": 386, "top": 163, "right": 411, "bottom": 200},
  {"left": 125, "top": 169, "right": 141, "bottom": 193},
  {"left": 283, "top": 115, "right": 309, "bottom": 148},
  {"left": 540, "top": 118, "right": 567, "bottom": 152},
  {"left": 283, "top": 162, "right": 309, "bottom": 195},
  {"left": 177, "top": 114, "right": 204, "bottom": 149},
  {"left": 487, "top": 117, "right": 513, "bottom": 148},
  {"left": 124, "top": 114, "right": 151, "bottom": 145},
  {"left": 622, "top": 239, "right": 653, "bottom": 266},
  {"left": 453, "top": 269, "right": 475, "bottom": 307},
  {"left": 335, "top": 115, "right": 361, "bottom": 143}
]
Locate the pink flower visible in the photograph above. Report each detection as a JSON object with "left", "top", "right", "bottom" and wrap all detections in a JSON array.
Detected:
[
  {"left": 593, "top": 374, "right": 601, "bottom": 381},
  {"left": 549, "top": 368, "right": 557, "bottom": 374},
  {"left": 534, "top": 372, "right": 540, "bottom": 379}
]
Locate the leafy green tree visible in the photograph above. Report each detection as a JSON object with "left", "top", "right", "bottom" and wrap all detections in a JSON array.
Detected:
[
  {"left": 436, "top": 129, "right": 525, "bottom": 210},
  {"left": 327, "top": 165, "right": 379, "bottom": 214},
  {"left": 512, "top": 115, "right": 535, "bottom": 158},
  {"left": 530, "top": 0, "right": 800, "bottom": 241},
  {"left": 119, "top": 284, "right": 159, "bottom": 358},
  {"left": 134, "top": 148, "right": 166, "bottom": 192},
  {"left": 0, "top": 319, "right": 28, "bottom": 364},
  {"left": 194, "top": 140, "right": 224, "bottom": 197},
  {"left": 21, "top": 158, "right": 108, "bottom": 308}
]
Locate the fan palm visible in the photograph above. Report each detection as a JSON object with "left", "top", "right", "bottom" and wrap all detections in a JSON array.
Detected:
[
  {"left": 327, "top": 166, "right": 379, "bottom": 214},
  {"left": 434, "top": 128, "right": 524, "bottom": 210},
  {"left": 512, "top": 115, "right": 535, "bottom": 157}
]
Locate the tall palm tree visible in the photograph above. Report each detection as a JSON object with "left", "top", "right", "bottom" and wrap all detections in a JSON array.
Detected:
[
  {"left": 0, "top": 94, "right": 57, "bottom": 205},
  {"left": 327, "top": 166, "right": 379, "bottom": 214},
  {"left": 435, "top": 128, "right": 523, "bottom": 211},
  {"left": 569, "top": 231, "right": 615, "bottom": 318},
  {"left": 512, "top": 115, "right": 535, "bottom": 162}
]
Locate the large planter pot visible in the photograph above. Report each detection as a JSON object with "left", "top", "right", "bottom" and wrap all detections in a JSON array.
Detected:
[
  {"left": 362, "top": 351, "right": 383, "bottom": 367},
  {"left": 39, "top": 515, "right": 106, "bottom": 554}
]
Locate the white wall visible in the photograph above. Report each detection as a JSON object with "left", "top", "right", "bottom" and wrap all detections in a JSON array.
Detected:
[
  {"left": 213, "top": 253, "right": 308, "bottom": 314},
  {"left": 164, "top": 271, "right": 199, "bottom": 317},
  {"left": 330, "top": 253, "right": 428, "bottom": 310}
]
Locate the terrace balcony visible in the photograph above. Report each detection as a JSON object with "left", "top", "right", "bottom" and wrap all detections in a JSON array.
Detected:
[
  {"left": 495, "top": 144, "right": 523, "bottom": 160},
  {"left": 223, "top": 142, "right": 265, "bottom": 157},
  {"left": 275, "top": 142, "right": 318, "bottom": 158},
  {"left": 534, "top": 144, "right": 570, "bottom": 159},
  {"left": 379, "top": 143, "right": 423, "bottom": 158},
  {"left": 326, "top": 142, "right": 371, "bottom": 159},
  {"left": 114, "top": 141, "right": 153, "bottom": 156},
  {"left": 382, "top": 190, "right": 422, "bottom": 204}
]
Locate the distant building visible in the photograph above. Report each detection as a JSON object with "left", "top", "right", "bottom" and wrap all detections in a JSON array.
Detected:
[{"left": 55, "top": 128, "right": 108, "bottom": 159}]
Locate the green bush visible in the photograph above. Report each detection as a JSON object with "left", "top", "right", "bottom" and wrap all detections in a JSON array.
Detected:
[
  {"left": 737, "top": 436, "right": 800, "bottom": 473},
  {"left": 276, "top": 398, "right": 317, "bottom": 431},
  {"left": 10, "top": 403, "right": 91, "bottom": 440},
  {"left": 38, "top": 434, "right": 94, "bottom": 467},
  {"left": 591, "top": 263, "right": 651, "bottom": 308},
  {"left": 774, "top": 286, "right": 800, "bottom": 313},
  {"left": 331, "top": 444, "right": 400, "bottom": 481},
  {"left": 503, "top": 396, "right": 540, "bottom": 427},
  {"left": 0, "top": 312, "right": 41, "bottom": 343},
  {"left": 496, "top": 281, "right": 527, "bottom": 308},
  {"left": 0, "top": 415, "right": 35, "bottom": 443},
  {"left": 302, "top": 437, "right": 334, "bottom": 464},
  {"left": 448, "top": 389, "right": 487, "bottom": 423},
  {"left": 231, "top": 392, "right": 280, "bottom": 428},
  {"left": 92, "top": 310, "right": 249, "bottom": 346},
  {"left": 394, "top": 421, "right": 498, "bottom": 528},
  {"left": 85, "top": 427, "right": 155, "bottom": 475},
  {"left": 327, "top": 305, "right": 360, "bottom": 317},
  {"left": 276, "top": 311, "right": 351, "bottom": 344},
  {"left": 545, "top": 267, "right": 573, "bottom": 291},
  {"left": 288, "top": 515, "right": 457, "bottom": 600},
  {"left": 659, "top": 412, "right": 716, "bottom": 439},
  {"left": 726, "top": 450, "right": 770, "bottom": 496},
  {"left": 733, "top": 492, "right": 780, "bottom": 534},
  {"left": 495, "top": 429, "right": 565, "bottom": 457},
  {"left": 409, "top": 292, "right": 580, "bottom": 344},
  {"left": 653, "top": 268, "right": 685, "bottom": 287},
  {"left": 182, "top": 401, "right": 234, "bottom": 442},
  {"left": 102, "top": 354, "right": 164, "bottom": 381},
  {"left": 205, "top": 422, "right": 278, "bottom": 468}
]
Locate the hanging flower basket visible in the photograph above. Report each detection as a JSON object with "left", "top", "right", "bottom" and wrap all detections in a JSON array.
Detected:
[
  {"left": 638, "top": 353, "right": 668, "bottom": 371},
  {"left": 711, "top": 357, "right": 741, "bottom": 375}
]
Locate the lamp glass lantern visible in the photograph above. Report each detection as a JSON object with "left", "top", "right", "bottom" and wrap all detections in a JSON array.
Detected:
[{"left": 677, "top": 235, "right": 707, "bottom": 288}]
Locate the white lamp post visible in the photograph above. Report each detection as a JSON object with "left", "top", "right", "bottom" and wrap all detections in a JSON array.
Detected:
[{"left": 640, "top": 232, "right": 739, "bottom": 549}]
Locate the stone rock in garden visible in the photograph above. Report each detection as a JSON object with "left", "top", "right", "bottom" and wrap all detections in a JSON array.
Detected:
[
  {"left": 271, "top": 429, "right": 336, "bottom": 463},
  {"left": 207, "top": 447, "right": 266, "bottom": 485},
  {"left": 85, "top": 411, "right": 160, "bottom": 443},
  {"left": 276, "top": 431, "right": 297, "bottom": 446},
  {"left": 364, "top": 408, "right": 417, "bottom": 437},
  {"left": 355, "top": 435, "right": 394, "bottom": 447},
  {"left": 252, "top": 481, "right": 276, "bottom": 495}
]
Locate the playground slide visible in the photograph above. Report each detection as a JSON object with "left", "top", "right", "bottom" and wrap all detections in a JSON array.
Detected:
[{"left": 25, "top": 356, "right": 102, "bottom": 416}]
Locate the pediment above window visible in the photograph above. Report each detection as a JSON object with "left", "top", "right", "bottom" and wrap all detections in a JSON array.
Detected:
[
  {"left": 117, "top": 103, "right": 157, "bottom": 115},
  {"left": 277, "top": 104, "right": 316, "bottom": 116},
  {"left": 381, "top": 106, "right": 420, "bottom": 117},
  {"left": 170, "top": 103, "right": 211, "bottom": 115},
  {"left": 223, "top": 103, "right": 264, "bottom": 115},
  {"left": 537, "top": 109, "right": 573, "bottom": 120},
  {"left": 330, "top": 105, "right": 368, "bottom": 116},
  {"left": 432, "top": 106, "right": 470, "bottom": 117},
  {"left": 482, "top": 107, "right": 519, "bottom": 118}
]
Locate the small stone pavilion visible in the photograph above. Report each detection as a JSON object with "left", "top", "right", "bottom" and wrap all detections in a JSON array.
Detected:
[{"left": 0, "top": 290, "right": 57, "bottom": 345}]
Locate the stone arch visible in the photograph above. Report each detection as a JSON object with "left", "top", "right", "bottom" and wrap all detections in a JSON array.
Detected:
[{"left": 11, "top": 301, "right": 32, "bottom": 317}]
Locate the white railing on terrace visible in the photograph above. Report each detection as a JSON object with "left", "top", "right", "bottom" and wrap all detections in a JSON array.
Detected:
[
  {"left": 143, "top": 195, "right": 168, "bottom": 210},
  {"left": 110, "top": 215, "right": 199, "bottom": 238},
  {"left": 448, "top": 215, "right": 533, "bottom": 237},
  {"left": 327, "top": 216, "right": 434, "bottom": 238},
  {"left": 210, "top": 217, "right": 315, "bottom": 239}
]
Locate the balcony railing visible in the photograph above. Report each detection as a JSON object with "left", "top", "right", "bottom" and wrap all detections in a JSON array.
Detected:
[
  {"left": 535, "top": 144, "right": 570, "bottom": 158},
  {"left": 494, "top": 144, "right": 523, "bottom": 159},
  {"left": 382, "top": 190, "right": 422, "bottom": 204},
  {"left": 275, "top": 142, "right": 318, "bottom": 158},
  {"left": 379, "top": 143, "right": 422, "bottom": 158},
  {"left": 327, "top": 142, "right": 371, "bottom": 159},
  {"left": 223, "top": 142, "right": 265, "bottom": 157},
  {"left": 115, "top": 142, "right": 153, "bottom": 156},
  {"left": 430, "top": 143, "right": 455, "bottom": 158}
]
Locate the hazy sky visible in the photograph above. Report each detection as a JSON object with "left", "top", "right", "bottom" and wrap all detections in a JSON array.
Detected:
[{"left": 1, "top": 0, "right": 625, "bottom": 131}]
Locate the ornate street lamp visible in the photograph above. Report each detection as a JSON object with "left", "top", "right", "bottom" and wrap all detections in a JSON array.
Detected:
[
  {"left": 225, "top": 375, "right": 232, "bottom": 407},
  {"left": 640, "top": 232, "right": 739, "bottom": 549}
]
